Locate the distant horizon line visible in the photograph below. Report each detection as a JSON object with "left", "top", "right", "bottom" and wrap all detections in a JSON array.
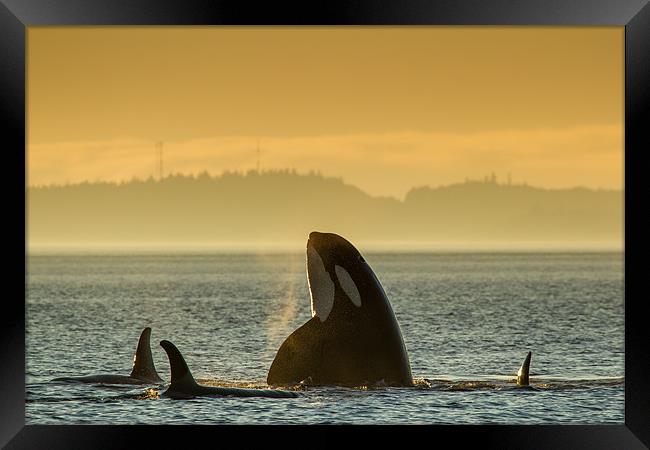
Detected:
[
  {"left": 27, "top": 240, "right": 624, "bottom": 255},
  {"left": 26, "top": 168, "right": 623, "bottom": 197}
]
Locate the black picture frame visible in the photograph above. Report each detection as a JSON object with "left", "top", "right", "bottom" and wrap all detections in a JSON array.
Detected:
[{"left": 4, "top": 0, "right": 648, "bottom": 448}]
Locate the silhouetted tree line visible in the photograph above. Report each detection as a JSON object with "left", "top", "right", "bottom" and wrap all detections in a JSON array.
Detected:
[{"left": 27, "top": 170, "right": 622, "bottom": 247}]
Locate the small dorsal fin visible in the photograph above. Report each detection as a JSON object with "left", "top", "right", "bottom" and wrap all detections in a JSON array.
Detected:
[
  {"left": 517, "top": 351, "right": 532, "bottom": 386},
  {"left": 160, "top": 340, "right": 198, "bottom": 389},
  {"left": 130, "top": 327, "right": 163, "bottom": 383}
]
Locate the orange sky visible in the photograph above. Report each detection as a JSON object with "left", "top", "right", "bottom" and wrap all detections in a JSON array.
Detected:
[{"left": 27, "top": 27, "right": 623, "bottom": 198}]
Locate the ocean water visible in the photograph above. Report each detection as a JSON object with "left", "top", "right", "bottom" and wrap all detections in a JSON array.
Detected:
[{"left": 25, "top": 252, "right": 624, "bottom": 424}]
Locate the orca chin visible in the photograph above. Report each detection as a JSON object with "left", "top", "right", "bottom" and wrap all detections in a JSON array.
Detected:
[
  {"left": 51, "top": 327, "right": 164, "bottom": 385},
  {"left": 159, "top": 340, "right": 298, "bottom": 399},
  {"left": 516, "top": 351, "right": 532, "bottom": 386},
  {"left": 267, "top": 231, "right": 413, "bottom": 387}
]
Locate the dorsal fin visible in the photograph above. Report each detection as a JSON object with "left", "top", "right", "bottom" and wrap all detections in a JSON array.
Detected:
[
  {"left": 160, "top": 340, "right": 198, "bottom": 389},
  {"left": 517, "top": 351, "right": 532, "bottom": 386},
  {"left": 130, "top": 327, "right": 163, "bottom": 383}
]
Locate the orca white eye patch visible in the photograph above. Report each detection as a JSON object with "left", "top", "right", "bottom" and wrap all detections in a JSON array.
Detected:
[{"left": 335, "top": 265, "right": 362, "bottom": 307}]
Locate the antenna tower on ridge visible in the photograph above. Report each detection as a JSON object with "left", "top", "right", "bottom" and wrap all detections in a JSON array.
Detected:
[{"left": 155, "top": 141, "right": 164, "bottom": 180}]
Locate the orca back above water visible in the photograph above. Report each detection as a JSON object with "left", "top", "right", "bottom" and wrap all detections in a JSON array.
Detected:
[
  {"left": 159, "top": 340, "right": 299, "bottom": 399},
  {"left": 267, "top": 231, "right": 413, "bottom": 387},
  {"left": 52, "top": 327, "right": 163, "bottom": 385}
]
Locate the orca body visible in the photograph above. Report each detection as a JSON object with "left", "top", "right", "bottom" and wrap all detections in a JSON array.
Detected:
[
  {"left": 159, "top": 340, "right": 299, "bottom": 399},
  {"left": 516, "top": 351, "right": 532, "bottom": 386},
  {"left": 52, "top": 327, "right": 164, "bottom": 385},
  {"left": 267, "top": 231, "right": 413, "bottom": 387}
]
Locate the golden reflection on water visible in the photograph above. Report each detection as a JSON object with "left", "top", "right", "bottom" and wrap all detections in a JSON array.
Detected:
[{"left": 135, "top": 388, "right": 160, "bottom": 400}]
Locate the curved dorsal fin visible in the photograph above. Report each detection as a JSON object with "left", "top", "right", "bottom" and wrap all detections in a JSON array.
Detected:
[
  {"left": 160, "top": 340, "right": 198, "bottom": 389},
  {"left": 130, "top": 327, "right": 163, "bottom": 382},
  {"left": 517, "top": 351, "right": 532, "bottom": 386}
]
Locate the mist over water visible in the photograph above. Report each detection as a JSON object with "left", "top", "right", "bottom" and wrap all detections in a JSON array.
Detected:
[{"left": 26, "top": 252, "right": 624, "bottom": 424}]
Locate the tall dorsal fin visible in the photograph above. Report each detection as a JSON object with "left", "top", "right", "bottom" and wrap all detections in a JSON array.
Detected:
[
  {"left": 160, "top": 340, "right": 198, "bottom": 390},
  {"left": 517, "top": 351, "right": 532, "bottom": 386},
  {"left": 130, "top": 327, "right": 163, "bottom": 383}
]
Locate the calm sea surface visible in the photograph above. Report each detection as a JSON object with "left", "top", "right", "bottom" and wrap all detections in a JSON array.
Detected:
[{"left": 26, "top": 252, "right": 624, "bottom": 424}]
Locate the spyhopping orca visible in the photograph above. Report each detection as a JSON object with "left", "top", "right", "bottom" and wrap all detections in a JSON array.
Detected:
[
  {"left": 159, "top": 340, "right": 299, "bottom": 399},
  {"left": 517, "top": 351, "right": 532, "bottom": 386},
  {"left": 267, "top": 231, "right": 413, "bottom": 387},
  {"left": 52, "top": 327, "right": 164, "bottom": 385}
]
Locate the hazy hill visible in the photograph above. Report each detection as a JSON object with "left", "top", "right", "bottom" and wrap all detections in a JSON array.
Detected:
[
  {"left": 27, "top": 170, "right": 623, "bottom": 250},
  {"left": 404, "top": 180, "right": 622, "bottom": 243}
]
